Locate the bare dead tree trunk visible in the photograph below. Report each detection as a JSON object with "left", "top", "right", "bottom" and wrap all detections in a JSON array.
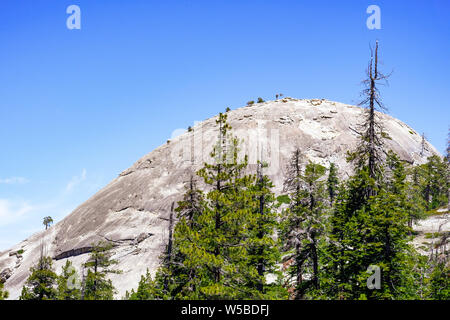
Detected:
[
  {"left": 256, "top": 160, "right": 265, "bottom": 293},
  {"left": 357, "top": 40, "right": 391, "bottom": 198},
  {"left": 164, "top": 202, "right": 175, "bottom": 292}
]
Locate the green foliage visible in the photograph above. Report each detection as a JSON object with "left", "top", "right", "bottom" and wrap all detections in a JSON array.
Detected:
[
  {"left": 82, "top": 242, "right": 121, "bottom": 300},
  {"left": 327, "top": 163, "right": 339, "bottom": 205},
  {"left": 43, "top": 216, "right": 53, "bottom": 230},
  {"left": 319, "top": 151, "right": 435, "bottom": 300},
  {"left": 20, "top": 256, "right": 58, "bottom": 300},
  {"left": 429, "top": 261, "right": 450, "bottom": 300},
  {"left": 57, "top": 260, "right": 81, "bottom": 300},
  {"left": 0, "top": 281, "right": 8, "bottom": 300},
  {"left": 279, "top": 153, "right": 328, "bottom": 299},
  {"left": 276, "top": 195, "right": 290, "bottom": 205},
  {"left": 130, "top": 113, "right": 286, "bottom": 300},
  {"left": 257, "top": 97, "right": 265, "bottom": 103},
  {"left": 247, "top": 101, "right": 255, "bottom": 106},
  {"left": 414, "top": 155, "right": 449, "bottom": 211}
]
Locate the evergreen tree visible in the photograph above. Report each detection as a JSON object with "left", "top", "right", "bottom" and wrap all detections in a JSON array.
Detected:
[
  {"left": 323, "top": 151, "right": 421, "bottom": 299},
  {"left": 126, "top": 270, "right": 157, "bottom": 300},
  {"left": 171, "top": 112, "right": 262, "bottom": 299},
  {"left": 280, "top": 150, "right": 328, "bottom": 299},
  {"left": 20, "top": 256, "right": 58, "bottom": 300},
  {"left": 406, "top": 165, "right": 427, "bottom": 232},
  {"left": 247, "top": 160, "right": 285, "bottom": 297},
  {"left": 279, "top": 149, "right": 305, "bottom": 298},
  {"left": 140, "top": 112, "right": 284, "bottom": 300},
  {"left": 417, "top": 155, "right": 449, "bottom": 210},
  {"left": 43, "top": 216, "right": 53, "bottom": 230},
  {"left": 57, "top": 260, "right": 81, "bottom": 300},
  {"left": 82, "top": 242, "right": 121, "bottom": 300},
  {"left": 327, "top": 163, "right": 339, "bottom": 205},
  {"left": 429, "top": 259, "right": 450, "bottom": 300}
]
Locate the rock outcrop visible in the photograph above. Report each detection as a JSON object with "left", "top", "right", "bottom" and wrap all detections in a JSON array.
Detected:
[{"left": 0, "top": 98, "right": 441, "bottom": 299}]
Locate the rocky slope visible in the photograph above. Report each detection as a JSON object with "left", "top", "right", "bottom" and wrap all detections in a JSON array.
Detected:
[{"left": 0, "top": 98, "right": 441, "bottom": 299}]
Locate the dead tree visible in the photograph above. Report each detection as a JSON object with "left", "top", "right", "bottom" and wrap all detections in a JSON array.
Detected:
[
  {"left": 355, "top": 40, "right": 391, "bottom": 197},
  {"left": 163, "top": 202, "right": 175, "bottom": 292},
  {"left": 420, "top": 132, "right": 427, "bottom": 156}
]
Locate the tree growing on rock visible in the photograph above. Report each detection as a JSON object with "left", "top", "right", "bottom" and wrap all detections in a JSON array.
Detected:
[
  {"left": 82, "top": 242, "right": 121, "bottom": 300},
  {"left": 20, "top": 256, "right": 58, "bottom": 300},
  {"left": 43, "top": 216, "right": 53, "bottom": 230},
  {"left": 136, "top": 112, "right": 284, "bottom": 300},
  {"left": 57, "top": 260, "right": 81, "bottom": 300}
]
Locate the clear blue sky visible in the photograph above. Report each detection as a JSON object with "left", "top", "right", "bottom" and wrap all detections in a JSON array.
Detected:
[{"left": 0, "top": 0, "right": 449, "bottom": 250}]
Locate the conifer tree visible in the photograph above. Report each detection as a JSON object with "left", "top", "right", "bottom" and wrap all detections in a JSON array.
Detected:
[
  {"left": 417, "top": 155, "right": 449, "bottom": 210},
  {"left": 142, "top": 112, "right": 283, "bottom": 300},
  {"left": 323, "top": 151, "right": 420, "bottom": 299},
  {"left": 429, "top": 260, "right": 450, "bottom": 300},
  {"left": 172, "top": 112, "right": 261, "bottom": 299},
  {"left": 57, "top": 260, "right": 81, "bottom": 300},
  {"left": 247, "top": 160, "right": 283, "bottom": 297},
  {"left": 280, "top": 151, "right": 327, "bottom": 298},
  {"left": 82, "top": 241, "right": 121, "bottom": 300},
  {"left": 280, "top": 149, "right": 305, "bottom": 298},
  {"left": 43, "top": 216, "right": 53, "bottom": 230},
  {"left": 327, "top": 163, "right": 339, "bottom": 205},
  {"left": 20, "top": 256, "right": 58, "bottom": 300}
]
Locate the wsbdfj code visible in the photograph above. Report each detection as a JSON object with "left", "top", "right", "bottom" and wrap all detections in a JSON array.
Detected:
[{"left": 180, "top": 304, "right": 269, "bottom": 317}]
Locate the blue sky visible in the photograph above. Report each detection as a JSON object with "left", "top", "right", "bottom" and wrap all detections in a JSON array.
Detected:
[{"left": 0, "top": 0, "right": 449, "bottom": 250}]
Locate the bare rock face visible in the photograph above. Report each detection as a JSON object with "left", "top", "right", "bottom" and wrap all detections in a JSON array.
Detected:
[{"left": 0, "top": 98, "right": 440, "bottom": 299}]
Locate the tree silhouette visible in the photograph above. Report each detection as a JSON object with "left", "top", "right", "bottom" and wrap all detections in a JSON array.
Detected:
[{"left": 43, "top": 216, "right": 53, "bottom": 230}]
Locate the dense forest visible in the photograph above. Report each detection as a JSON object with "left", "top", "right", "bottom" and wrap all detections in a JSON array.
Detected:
[{"left": 1, "top": 43, "right": 448, "bottom": 301}]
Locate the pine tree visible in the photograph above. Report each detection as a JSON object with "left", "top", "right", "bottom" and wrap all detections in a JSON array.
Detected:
[
  {"left": 172, "top": 112, "right": 262, "bottom": 299},
  {"left": 247, "top": 160, "right": 284, "bottom": 297},
  {"left": 417, "top": 155, "right": 449, "bottom": 210},
  {"left": 143, "top": 112, "right": 283, "bottom": 299},
  {"left": 323, "top": 151, "right": 421, "bottom": 299},
  {"left": 57, "top": 260, "right": 81, "bottom": 300},
  {"left": 176, "top": 175, "right": 203, "bottom": 227},
  {"left": 280, "top": 150, "right": 327, "bottom": 299},
  {"left": 20, "top": 256, "right": 58, "bottom": 300},
  {"left": 429, "top": 261, "right": 450, "bottom": 300},
  {"left": 327, "top": 163, "right": 339, "bottom": 205},
  {"left": 279, "top": 149, "right": 305, "bottom": 298},
  {"left": 43, "top": 216, "right": 53, "bottom": 230},
  {"left": 406, "top": 165, "right": 427, "bottom": 232},
  {"left": 82, "top": 241, "right": 121, "bottom": 300}
]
